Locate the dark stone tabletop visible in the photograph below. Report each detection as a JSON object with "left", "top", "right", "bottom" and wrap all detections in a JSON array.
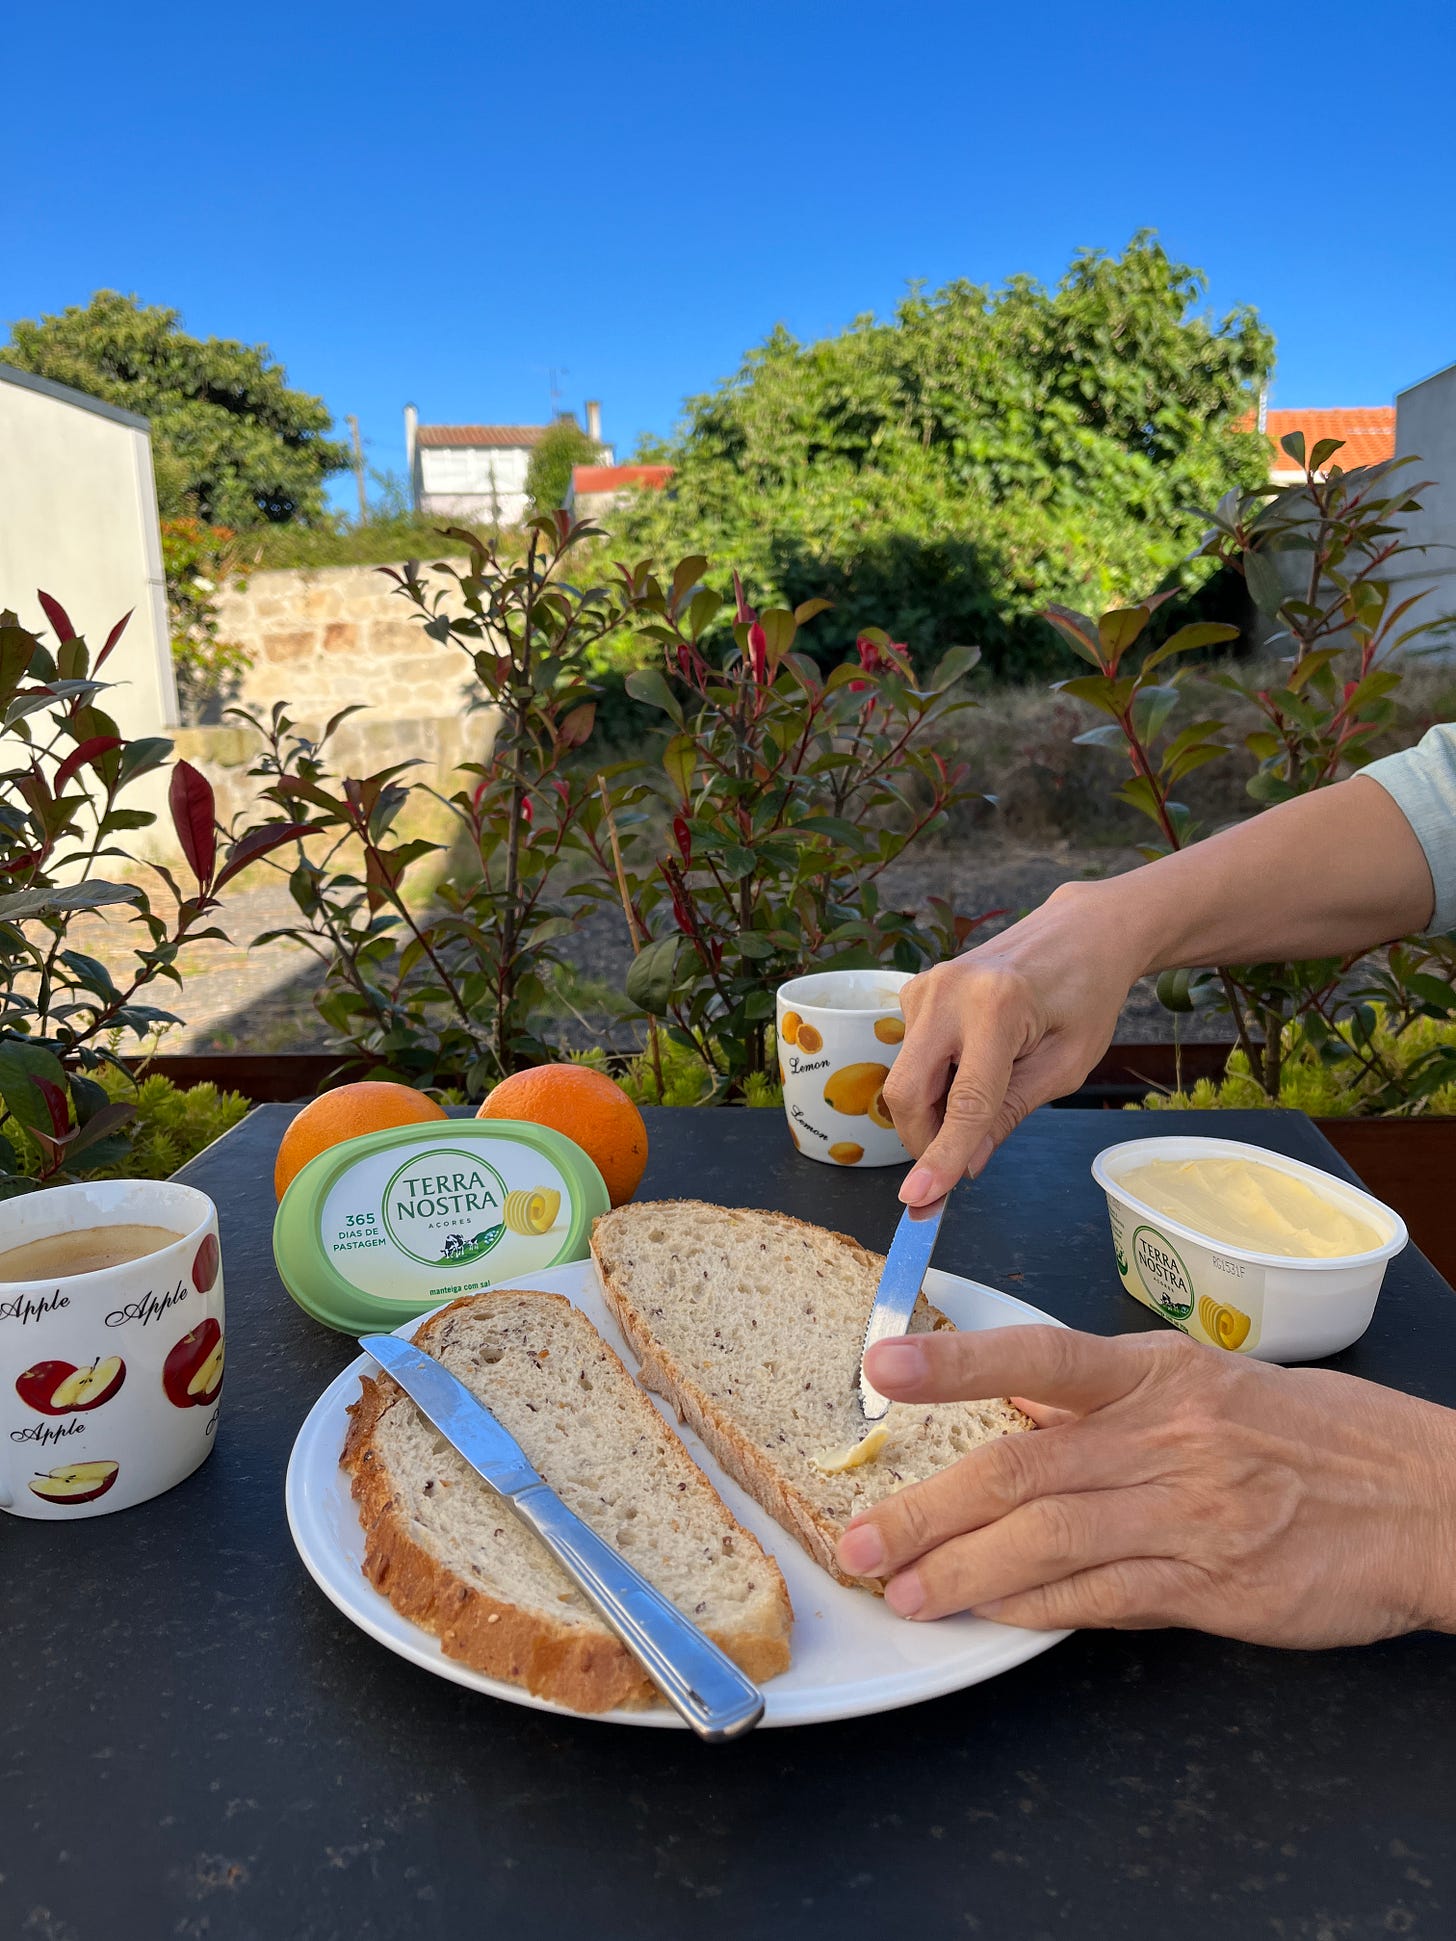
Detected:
[{"left": 3, "top": 1105, "right": 1455, "bottom": 1940}]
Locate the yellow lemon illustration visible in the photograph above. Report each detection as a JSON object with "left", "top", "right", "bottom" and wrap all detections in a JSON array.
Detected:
[
  {"left": 503, "top": 1187, "right": 562, "bottom": 1237},
  {"left": 1198, "top": 1295, "right": 1252, "bottom": 1352},
  {"left": 789, "top": 1125, "right": 801, "bottom": 1151},
  {"left": 780, "top": 1010, "right": 802, "bottom": 1046},
  {"left": 796, "top": 1022, "right": 823, "bottom": 1054},
  {"left": 824, "top": 1062, "right": 890, "bottom": 1117},
  {"left": 868, "top": 1087, "right": 895, "bottom": 1130},
  {"left": 874, "top": 1017, "right": 905, "bottom": 1044},
  {"left": 829, "top": 1142, "right": 864, "bottom": 1165}
]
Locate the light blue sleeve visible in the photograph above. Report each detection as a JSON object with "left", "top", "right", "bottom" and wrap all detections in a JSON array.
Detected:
[{"left": 1362, "top": 721, "right": 1456, "bottom": 933}]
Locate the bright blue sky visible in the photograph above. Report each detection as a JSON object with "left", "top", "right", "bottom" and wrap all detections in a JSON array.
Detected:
[{"left": 6, "top": 0, "right": 1454, "bottom": 514}]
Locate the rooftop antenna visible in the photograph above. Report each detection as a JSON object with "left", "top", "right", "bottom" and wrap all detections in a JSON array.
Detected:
[{"left": 547, "top": 366, "right": 569, "bottom": 419}]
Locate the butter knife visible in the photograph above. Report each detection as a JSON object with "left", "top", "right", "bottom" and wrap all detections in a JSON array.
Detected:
[
  {"left": 858, "top": 1193, "right": 949, "bottom": 1421},
  {"left": 359, "top": 1333, "right": 765, "bottom": 1742}
]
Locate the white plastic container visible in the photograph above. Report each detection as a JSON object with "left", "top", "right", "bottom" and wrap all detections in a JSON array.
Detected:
[{"left": 1091, "top": 1135, "right": 1408, "bottom": 1363}]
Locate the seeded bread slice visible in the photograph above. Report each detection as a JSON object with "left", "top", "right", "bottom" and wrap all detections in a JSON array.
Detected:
[
  {"left": 590, "top": 1202, "right": 1033, "bottom": 1591},
  {"left": 342, "top": 1290, "right": 792, "bottom": 1712}
]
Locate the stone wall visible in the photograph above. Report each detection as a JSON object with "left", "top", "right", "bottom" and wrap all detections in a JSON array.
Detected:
[
  {"left": 146, "top": 559, "right": 498, "bottom": 870},
  {"left": 210, "top": 559, "right": 475, "bottom": 721}
]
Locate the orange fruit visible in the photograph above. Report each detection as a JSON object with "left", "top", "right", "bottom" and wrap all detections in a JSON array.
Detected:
[
  {"left": 274, "top": 1080, "right": 447, "bottom": 1199},
  {"left": 780, "top": 1010, "right": 802, "bottom": 1046},
  {"left": 829, "top": 1142, "right": 864, "bottom": 1165},
  {"left": 874, "top": 1017, "right": 905, "bottom": 1044},
  {"left": 478, "top": 1065, "right": 648, "bottom": 1208},
  {"left": 796, "top": 1022, "right": 823, "bottom": 1054}
]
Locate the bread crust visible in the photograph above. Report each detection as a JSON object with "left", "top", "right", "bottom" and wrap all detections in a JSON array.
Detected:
[
  {"left": 341, "top": 1293, "right": 792, "bottom": 1712},
  {"left": 591, "top": 1201, "right": 1033, "bottom": 1593}
]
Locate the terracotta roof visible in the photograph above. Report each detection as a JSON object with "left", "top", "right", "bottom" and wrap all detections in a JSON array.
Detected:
[
  {"left": 1263, "top": 407, "right": 1395, "bottom": 473},
  {"left": 416, "top": 424, "right": 551, "bottom": 449},
  {"left": 571, "top": 464, "right": 674, "bottom": 494}
]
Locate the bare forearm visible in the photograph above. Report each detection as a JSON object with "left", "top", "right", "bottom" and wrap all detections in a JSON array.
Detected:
[{"left": 1092, "top": 777, "right": 1436, "bottom": 979}]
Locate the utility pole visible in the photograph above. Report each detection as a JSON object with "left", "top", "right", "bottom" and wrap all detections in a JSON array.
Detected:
[{"left": 345, "top": 415, "right": 368, "bottom": 523}]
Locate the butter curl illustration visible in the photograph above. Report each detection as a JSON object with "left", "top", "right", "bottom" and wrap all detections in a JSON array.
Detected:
[
  {"left": 1198, "top": 1295, "right": 1252, "bottom": 1351},
  {"left": 502, "top": 1188, "right": 562, "bottom": 1237}
]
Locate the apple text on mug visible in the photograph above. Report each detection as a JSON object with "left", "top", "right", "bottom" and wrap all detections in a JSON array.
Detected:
[{"left": 0, "top": 1288, "right": 71, "bottom": 1328}]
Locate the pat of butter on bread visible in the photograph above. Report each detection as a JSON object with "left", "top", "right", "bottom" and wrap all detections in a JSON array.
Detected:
[{"left": 811, "top": 1422, "right": 891, "bottom": 1475}]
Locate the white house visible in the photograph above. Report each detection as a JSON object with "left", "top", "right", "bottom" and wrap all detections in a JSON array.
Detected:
[
  {"left": 0, "top": 361, "right": 181, "bottom": 846},
  {"left": 0, "top": 361, "right": 178, "bottom": 732},
  {"left": 405, "top": 400, "right": 611, "bottom": 526}
]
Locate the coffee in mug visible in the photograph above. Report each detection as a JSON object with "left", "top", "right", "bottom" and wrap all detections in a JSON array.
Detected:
[{"left": 0, "top": 1178, "right": 224, "bottom": 1519}]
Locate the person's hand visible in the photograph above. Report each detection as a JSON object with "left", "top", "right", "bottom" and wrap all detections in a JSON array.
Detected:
[
  {"left": 834, "top": 1326, "right": 1456, "bottom": 1647},
  {"left": 883, "top": 882, "right": 1147, "bottom": 1206}
]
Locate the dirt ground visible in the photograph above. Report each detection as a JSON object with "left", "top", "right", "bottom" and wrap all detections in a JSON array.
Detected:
[{"left": 72, "top": 835, "right": 1226, "bottom": 1058}]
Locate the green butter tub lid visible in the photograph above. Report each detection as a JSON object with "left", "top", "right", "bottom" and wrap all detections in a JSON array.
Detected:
[{"left": 273, "top": 1117, "right": 611, "bottom": 1334}]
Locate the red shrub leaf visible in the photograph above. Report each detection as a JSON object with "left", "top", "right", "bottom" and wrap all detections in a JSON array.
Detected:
[
  {"left": 95, "top": 610, "right": 133, "bottom": 670},
  {"left": 34, "top": 1077, "right": 72, "bottom": 1140},
  {"left": 37, "top": 591, "right": 78, "bottom": 645},
  {"left": 209, "top": 822, "right": 311, "bottom": 896},
  {"left": 54, "top": 735, "right": 123, "bottom": 795},
  {"left": 169, "top": 761, "right": 218, "bottom": 889}
]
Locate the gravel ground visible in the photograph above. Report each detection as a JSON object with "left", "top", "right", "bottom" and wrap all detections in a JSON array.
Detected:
[{"left": 70, "top": 836, "right": 1227, "bottom": 1057}]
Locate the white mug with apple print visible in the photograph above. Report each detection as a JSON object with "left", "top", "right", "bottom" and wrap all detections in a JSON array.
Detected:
[{"left": 0, "top": 1177, "right": 224, "bottom": 1519}]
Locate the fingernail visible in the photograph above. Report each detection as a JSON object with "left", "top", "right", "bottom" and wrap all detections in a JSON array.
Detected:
[
  {"left": 967, "top": 1136, "right": 994, "bottom": 1178},
  {"left": 836, "top": 1524, "right": 885, "bottom": 1574},
  {"left": 865, "top": 1339, "right": 926, "bottom": 1389},
  {"left": 886, "top": 1570, "right": 925, "bottom": 1618},
  {"left": 899, "top": 1165, "right": 937, "bottom": 1205}
]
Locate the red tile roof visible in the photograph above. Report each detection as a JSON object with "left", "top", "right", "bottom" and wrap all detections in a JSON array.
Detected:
[
  {"left": 416, "top": 424, "right": 551, "bottom": 449},
  {"left": 1263, "top": 407, "right": 1395, "bottom": 473},
  {"left": 571, "top": 463, "right": 674, "bottom": 494}
]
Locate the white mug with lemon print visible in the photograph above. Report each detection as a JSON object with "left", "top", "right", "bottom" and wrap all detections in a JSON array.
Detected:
[{"left": 776, "top": 969, "right": 914, "bottom": 1168}]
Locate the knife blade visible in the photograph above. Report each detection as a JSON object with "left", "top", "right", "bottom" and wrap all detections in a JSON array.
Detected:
[
  {"left": 858, "top": 1193, "right": 949, "bottom": 1421},
  {"left": 359, "top": 1333, "right": 765, "bottom": 1741}
]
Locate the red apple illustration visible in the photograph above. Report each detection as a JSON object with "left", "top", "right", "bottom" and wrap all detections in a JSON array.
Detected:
[
  {"left": 163, "top": 1318, "right": 224, "bottom": 1408},
  {"left": 29, "top": 1459, "right": 120, "bottom": 1505},
  {"left": 192, "top": 1232, "right": 220, "bottom": 1294},
  {"left": 15, "top": 1355, "right": 127, "bottom": 1415}
]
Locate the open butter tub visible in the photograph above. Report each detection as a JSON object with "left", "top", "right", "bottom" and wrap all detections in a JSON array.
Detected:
[{"left": 1092, "top": 1135, "right": 1408, "bottom": 1363}]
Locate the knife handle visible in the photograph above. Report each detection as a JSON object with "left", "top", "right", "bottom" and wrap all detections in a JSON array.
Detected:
[{"left": 510, "top": 1482, "right": 765, "bottom": 1742}]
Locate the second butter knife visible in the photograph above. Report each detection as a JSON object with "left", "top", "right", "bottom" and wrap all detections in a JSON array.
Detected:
[
  {"left": 359, "top": 1332, "right": 765, "bottom": 1742},
  {"left": 859, "top": 1192, "right": 950, "bottom": 1421}
]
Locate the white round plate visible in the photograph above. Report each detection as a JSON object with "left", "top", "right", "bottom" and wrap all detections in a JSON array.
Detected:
[{"left": 285, "top": 1258, "right": 1071, "bottom": 1728}]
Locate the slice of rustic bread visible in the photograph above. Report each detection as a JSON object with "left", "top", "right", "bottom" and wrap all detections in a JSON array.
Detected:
[
  {"left": 342, "top": 1290, "right": 792, "bottom": 1711},
  {"left": 590, "top": 1201, "right": 1033, "bottom": 1590}
]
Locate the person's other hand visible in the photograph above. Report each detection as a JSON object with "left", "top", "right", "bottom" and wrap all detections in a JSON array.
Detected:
[
  {"left": 883, "top": 883, "right": 1145, "bottom": 1206},
  {"left": 834, "top": 1326, "right": 1456, "bottom": 1647}
]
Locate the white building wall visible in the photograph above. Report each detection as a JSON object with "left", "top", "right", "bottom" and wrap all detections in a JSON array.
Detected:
[
  {"left": 1390, "top": 362, "right": 1456, "bottom": 648},
  {"left": 0, "top": 366, "right": 177, "bottom": 727},
  {"left": 0, "top": 364, "right": 181, "bottom": 851},
  {"left": 419, "top": 445, "right": 534, "bottom": 525}
]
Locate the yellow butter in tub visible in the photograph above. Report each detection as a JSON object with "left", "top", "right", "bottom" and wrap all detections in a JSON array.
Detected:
[{"left": 1117, "top": 1156, "right": 1382, "bottom": 1259}]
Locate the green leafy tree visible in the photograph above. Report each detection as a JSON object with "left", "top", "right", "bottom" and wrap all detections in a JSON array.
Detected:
[
  {"left": 613, "top": 235, "right": 1274, "bottom": 679},
  {"left": 526, "top": 417, "right": 603, "bottom": 513},
  {"left": 3, "top": 291, "right": 349, "bottom": 526}
]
